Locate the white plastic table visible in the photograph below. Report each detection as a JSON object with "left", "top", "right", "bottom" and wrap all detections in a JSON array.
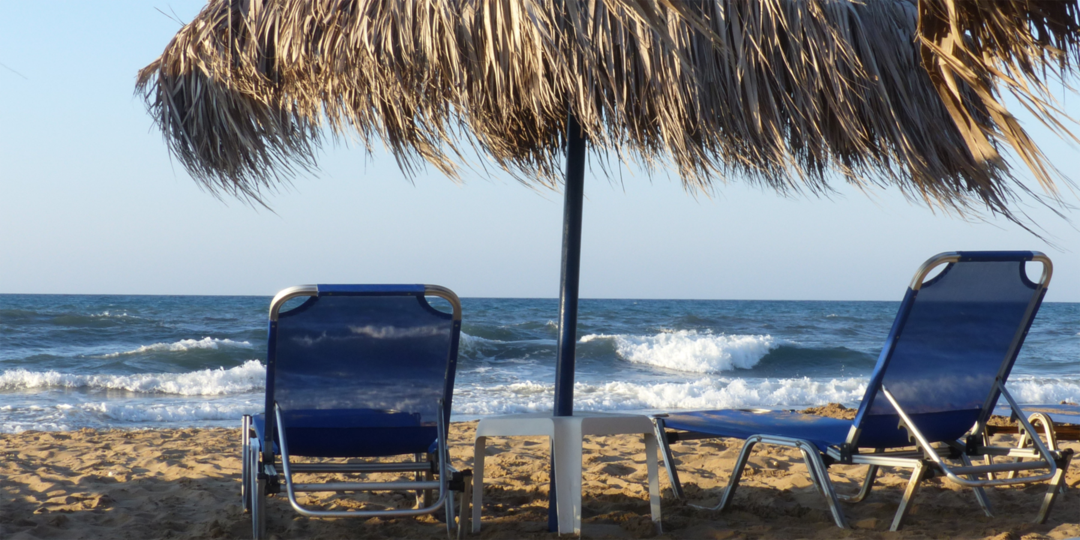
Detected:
[{"left": 471, "top": 411, "right": 662, "bottom": 535}]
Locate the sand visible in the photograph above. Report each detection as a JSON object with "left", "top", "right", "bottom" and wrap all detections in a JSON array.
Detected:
[{"left": 2, "top": 410, "right": 1077, "bottom": 539}]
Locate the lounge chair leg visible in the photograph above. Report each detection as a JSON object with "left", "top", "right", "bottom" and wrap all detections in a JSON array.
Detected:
[
  {"left": 800, "top": 448, "right": 828, "bottom": 498},
  {"left": 252, "top": 459, "right": 268, "bottom": 540},
  {"left": 471, "top": 437, "right": 485, "bottom": 534},
  {"left": 838, "top": 465, "right": 877, "bottom": 503},
  {"left": 715, "top": 438, "right": 758, "bottom": 512},
  {"left": 242, "top": 415, "right": 252, "bottom": 513},
  {"left": 1008, "top": 413, "right": 1057, "bottom": 480},
  {"left": 959, "top": 454, "right": 993, "bottom": 517},
  {"left": 426, "top": 460, "right": 436, "bottom": 509},
  {"left": 419, "top": 453, "right": 435, "bottom": 509},
  {"left": 1035, "top": 449, "right": 1073, "bottom": 523},
  {"left": 1008, "top": 426, "right": 1032, "bottom": 480},
  {"left": 982, "top": 432, "right": 996, "bottom": 480},
  {"left": 652, "top": 418, "right": 684, "bottom": 499},
  {"left": 1026, "top": 414, "right": 1067, "bottom": 497},
  {"left": 1030, "top": 413, "right": 1058, "bottom": 452},
  {"left": 797, "top": 443, "right": 847, "bottom": 529},
  {"left": 644, "top": 432, "right": 663, "bottom": 533},
  {"left": 458, "top": 471, "right": 472, "bottom": 539},
  {"left": 890, "top": 460, "right": 930, "bottom": 532}
]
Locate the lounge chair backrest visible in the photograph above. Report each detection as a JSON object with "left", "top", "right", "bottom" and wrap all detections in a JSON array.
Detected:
[
  {"left": 264, "top": 285, "right": 462, "bottom": 456},
  {"left": 850, "top": 252, "right": 1049, "bottom": 449}
]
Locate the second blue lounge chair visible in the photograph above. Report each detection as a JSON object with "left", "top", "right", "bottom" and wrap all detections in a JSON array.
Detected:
[
  {"left": 241, "top": 285, "right": 470, "bottom": 539},
  {"left": 989, "top": 403, "right": 1080, "bottom": 445},
  {"left": 652, "top": 252, "right": 1074, "bottom": 531}
]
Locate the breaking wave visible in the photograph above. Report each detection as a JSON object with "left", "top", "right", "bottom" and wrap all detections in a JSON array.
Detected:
[
  {"left": 581, "top": 330, "right": 778, "bottom": 373},
  {"left": 0, "top": 360, "right": 265, "bottom": 395}
]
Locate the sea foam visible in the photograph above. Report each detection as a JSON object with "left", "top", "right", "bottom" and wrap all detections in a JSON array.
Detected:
[
  {"left": 581, "top": 330, "right": 778, "bottom": 373},
  {"left": 452, "top": 376, "right": 868, "bottom": 416},
  {"left": 0, "top": 398, "right": 262, "bottom": 433},
  {"left": 451, "top": 375, "right": 1080, "bottom": 418},
  {"left": 1006, "top": 376, "right": 1080, "bottom": 405},
  {"left": 83, "top": 400, "right": 260, "bottom": 423},
  {"left": 0, "top": 360, "right": 266, "bottom": 395}
]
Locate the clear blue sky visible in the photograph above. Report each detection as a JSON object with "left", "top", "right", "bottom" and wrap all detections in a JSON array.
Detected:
[{"left": 2, "top": 2, "right": 1078, "bottom": 302}]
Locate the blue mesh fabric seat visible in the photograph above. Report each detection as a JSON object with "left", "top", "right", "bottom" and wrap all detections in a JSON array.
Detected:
[
  {"left": 653, "top": 252, "right": 1074, "bottom": 531},
  {"left": 240, "top": 285, "right": 470, "bottom": 539}
]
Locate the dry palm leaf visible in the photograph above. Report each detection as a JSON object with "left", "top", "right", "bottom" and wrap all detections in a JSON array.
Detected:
[
  {"left": 918, "top": 0, "right": 1079, "bottom": 193},
  {"left": 137, "top": 0, "right": 1079, "bottom": 220}
]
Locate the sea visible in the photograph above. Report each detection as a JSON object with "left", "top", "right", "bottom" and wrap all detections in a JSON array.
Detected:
[{"left": 1, "top": 295, "right": 1077, "bottom": 433}]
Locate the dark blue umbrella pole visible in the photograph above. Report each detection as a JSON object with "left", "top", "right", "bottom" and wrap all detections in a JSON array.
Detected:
[{"left": 549, "top": 113, "right": 587, "bottom": 530}]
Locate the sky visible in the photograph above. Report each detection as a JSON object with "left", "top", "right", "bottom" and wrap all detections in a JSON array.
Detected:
[{"left": 1, "top": 2, "right": 1078, "bottom": 302}]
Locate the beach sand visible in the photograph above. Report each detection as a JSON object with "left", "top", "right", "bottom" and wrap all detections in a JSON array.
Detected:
[{"left": 2, "top": 408, "right": 1077, "bottom": 539}]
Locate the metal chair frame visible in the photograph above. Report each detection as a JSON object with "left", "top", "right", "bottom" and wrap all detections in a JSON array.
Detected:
[
  {"left": 240, "top": 285, "right": 472, "bottom": 539},
  {"left": 652, "top": 252, "right": 1074, "bottom": 531}
]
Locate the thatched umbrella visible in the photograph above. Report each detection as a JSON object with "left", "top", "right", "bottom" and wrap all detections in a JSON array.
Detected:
[{"left": 137, "top": 0, "right": 1077, "bottom": 525}]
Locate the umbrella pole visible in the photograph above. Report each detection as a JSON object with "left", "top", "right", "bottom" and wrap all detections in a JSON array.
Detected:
[
  {"left": 555, "top": 115, "right": 586, "bottom": 417},
  {"left": 550, "top": 113, "right": 587, "bottom": 530}
]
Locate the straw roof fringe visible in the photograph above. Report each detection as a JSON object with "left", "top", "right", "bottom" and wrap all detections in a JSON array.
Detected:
[
  {"left": 918, "top": 0, "right": 1080, "bottom": 193},
  {"left": 137, "top": 0, "right": 1079, "bottom": 217}
]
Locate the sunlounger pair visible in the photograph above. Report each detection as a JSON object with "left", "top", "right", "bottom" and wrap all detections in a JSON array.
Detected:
[{"left": 240, "top": 252, "right": 1073, "bottom": 538}]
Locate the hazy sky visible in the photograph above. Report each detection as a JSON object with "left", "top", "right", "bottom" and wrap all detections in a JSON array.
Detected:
[{"left": 2, "top": 2, "right": 1078, "bottom": 302}]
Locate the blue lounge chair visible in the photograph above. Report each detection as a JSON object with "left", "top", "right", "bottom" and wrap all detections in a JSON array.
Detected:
[
  {"left": 241, "top": 285, "right": 470, "bottom": 539},
  {"left": 988, "top": 403, "right": 1080, "bottom": 487},
  {"left": 652, "top": 252, "right": 1074, "bottom": 531}
]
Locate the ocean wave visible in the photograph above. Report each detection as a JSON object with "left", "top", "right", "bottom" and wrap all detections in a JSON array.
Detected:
[
  {"left": 81, "top": 400, "right": 260, "bottom": 423},
  {"left": 458, "top": 332, "right": 557, "bottom": 358},
  {"left": 1006, "top": 376, "right": 1080, "bottom": 404},
  {"left": 100, "top": 337, "right": 253, "bottom": 357},
  {"left": 580, "top": 330, "right": 778, "bottom": 373},
  {"left": 459, "top": 332, "right": 497, "bottom": 349},
  {"left": 453, "top": 375, "right": 1080, "bottom": 417},
  {"left": 0, "top": 398, "right": 262, "bottom": 433},
  {"left": 452, "top": 376, "right": 868, "bottom": 416},
  {"left": 0, "top": 360, "right": 266, "bottom": 395}
]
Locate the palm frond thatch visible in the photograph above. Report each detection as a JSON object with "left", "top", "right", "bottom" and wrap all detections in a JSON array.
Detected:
[
  {"left": 136, "top": 0, "right": 1079, "bottom": 218},
  {"left": 918, "top": 0, "right": 1080, "bottom": 192}
]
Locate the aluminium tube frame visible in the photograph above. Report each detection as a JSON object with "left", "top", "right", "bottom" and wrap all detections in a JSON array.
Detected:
[
  {"left": 651, "top": 416, "right": 686, "bottom": 499},
  {"left": 268, "top": 284, "right": 462, "bottom": 322},
  {"left": 878, "top": 384, "right": 1058, "bottom": 488},
  {"left": 713, "top": 435, "right": 849, "bottom": 529},
  {"left": 273, "top": 402, "right": 451, "bottom": 518},
  {"left": 907, "top": 252, "right": 1051, "bottom": 291}
]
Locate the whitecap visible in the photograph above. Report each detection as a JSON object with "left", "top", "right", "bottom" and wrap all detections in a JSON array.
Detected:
[
  {"left": 100, "top": 337, "right": 253, "bottom": 357},
  {"left": 0, "top": 360, "right": 266, "bottom": 395},
  {"left": 580, "top": 330, "right": 778, "bottom": 373},
  {"left": 1005, "top": 376, "right": 1080, "bottom": 405}
]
